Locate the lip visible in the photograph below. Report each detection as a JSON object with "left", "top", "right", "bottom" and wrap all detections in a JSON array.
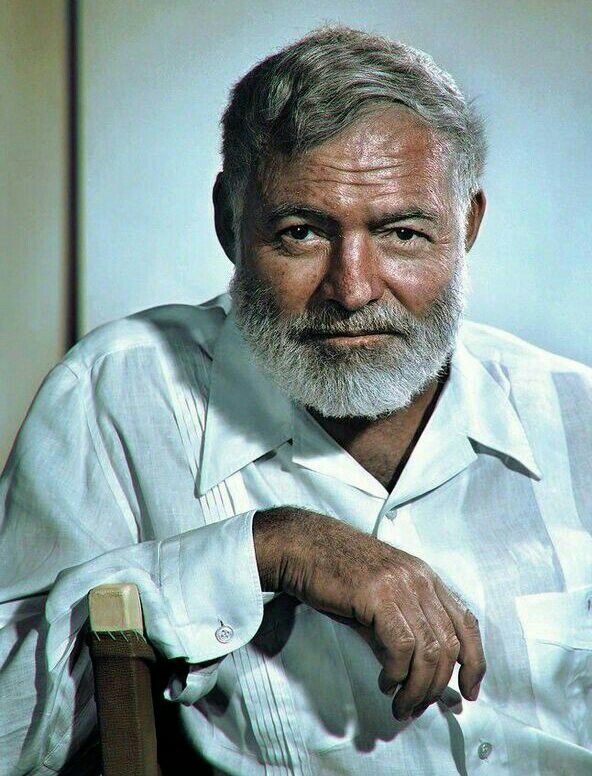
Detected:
[{"left": 312, "top": 331, "right": 397, "bottom": 344}]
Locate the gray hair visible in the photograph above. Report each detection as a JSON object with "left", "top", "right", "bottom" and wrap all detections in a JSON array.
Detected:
[{"left": 220, "top": 26, "right": 486, "bottom": 240}]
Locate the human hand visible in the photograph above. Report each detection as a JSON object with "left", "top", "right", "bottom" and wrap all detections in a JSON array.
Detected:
[{"left": 253, "top": 507, "right": 486, "bottom": 721}]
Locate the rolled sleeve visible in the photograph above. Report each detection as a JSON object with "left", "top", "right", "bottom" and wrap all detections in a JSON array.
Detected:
[
  {"left": 160, "top": 510, "right": 263, "bottom": 663},
  {"left": 42, "top": 510, "right": 265, "bottom": 673}
]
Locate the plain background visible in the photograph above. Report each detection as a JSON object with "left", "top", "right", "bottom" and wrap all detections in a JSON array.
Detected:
[{"left": 2, "top": 0, "right": 591, "bottom": 467}]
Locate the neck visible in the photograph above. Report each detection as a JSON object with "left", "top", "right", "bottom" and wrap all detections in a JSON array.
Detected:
[{"left": 309, "top": 369, "right": 448, "bottom": 490}]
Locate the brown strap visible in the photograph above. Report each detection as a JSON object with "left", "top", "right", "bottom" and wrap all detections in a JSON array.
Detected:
[{"left": 87, "top": 630, "right": 160, "bottom": 776}]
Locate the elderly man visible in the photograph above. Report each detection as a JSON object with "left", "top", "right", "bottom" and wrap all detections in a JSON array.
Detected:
[{"left": 1, "top": 26, "right": 591, "bottom": 776}]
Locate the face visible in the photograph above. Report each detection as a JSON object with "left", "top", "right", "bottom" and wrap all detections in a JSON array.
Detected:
[{"left": 228, "top": 107, "right": 482, "bottom": 418}]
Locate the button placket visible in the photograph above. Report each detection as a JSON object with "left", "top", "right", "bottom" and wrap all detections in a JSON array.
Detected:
[
  {"left": 448, "top": 676, "right": 508, "bottom": 770},
  {"left": 375, "top": 507, "right": 401, "bottom": 544}
]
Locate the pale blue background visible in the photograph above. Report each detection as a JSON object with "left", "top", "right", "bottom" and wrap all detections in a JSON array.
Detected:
[{"left": 80, "top": 0, "right": 591, "bottom": 364}]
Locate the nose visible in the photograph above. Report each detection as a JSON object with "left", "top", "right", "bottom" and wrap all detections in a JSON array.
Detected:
[{"left": 318, "top": 232, "right": 384, "bottom": 311}]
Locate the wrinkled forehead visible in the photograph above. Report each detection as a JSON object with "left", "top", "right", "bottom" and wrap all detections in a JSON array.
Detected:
[{"left": 252, "top": 105, "right": 454, "bottom": 217}]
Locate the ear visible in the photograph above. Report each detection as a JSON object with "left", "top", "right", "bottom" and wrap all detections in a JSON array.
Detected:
[
  {"left": 464, "top": 190, "right": 486, "bottom": 252},
  {"left": 213, "top": 172, "right": 237, "bottom": 263}
]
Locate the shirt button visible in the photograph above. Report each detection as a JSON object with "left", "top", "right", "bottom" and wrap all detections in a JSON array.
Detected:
[
  {"left": 478, "top": 742, "right": 493, "bottom": 760},
  {"left": 215, "top": 624, "right": 234, "bottom": 644}
]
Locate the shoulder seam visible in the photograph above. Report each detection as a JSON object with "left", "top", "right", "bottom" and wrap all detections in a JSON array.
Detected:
[{"left": 64, "top": 340, "right": 191, "bottom": 379}]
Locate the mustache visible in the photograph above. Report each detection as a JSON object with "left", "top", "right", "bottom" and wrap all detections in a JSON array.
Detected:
[{"left": 281, "top": 302, "right": 416, "bottom": 340}]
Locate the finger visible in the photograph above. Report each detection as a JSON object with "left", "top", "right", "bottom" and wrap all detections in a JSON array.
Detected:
[
  {"left": 415, "top": 596, "right": 460, "bottom": 710},
  {"left": 372, "top": 602, "right": 415, "bottom": 694},
  {"left": 328, "top": 609, "right": 412, "bottom": 696},
  {"left": 390, "top": 604, "right": 440, "bottom": 720},
  {"left": 437, "top": 584, "right": 486, "bottom": 700}
]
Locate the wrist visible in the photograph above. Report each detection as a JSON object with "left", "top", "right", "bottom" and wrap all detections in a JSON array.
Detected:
[{"left": 252, "top": 507, "right": 306, "bottom": 592}]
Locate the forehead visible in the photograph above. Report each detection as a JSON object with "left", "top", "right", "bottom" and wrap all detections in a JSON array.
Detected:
[{"left": 257, "top": 106, "right": 450, "bottom": 216}]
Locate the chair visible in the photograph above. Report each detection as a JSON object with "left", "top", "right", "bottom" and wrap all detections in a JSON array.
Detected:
[{"left": 87, "top": 584, "right": 213, "bottom": 775}]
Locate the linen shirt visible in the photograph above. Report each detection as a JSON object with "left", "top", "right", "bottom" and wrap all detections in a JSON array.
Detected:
[{"left": 1, "top": 293, "right": 591, "bottom": 775}]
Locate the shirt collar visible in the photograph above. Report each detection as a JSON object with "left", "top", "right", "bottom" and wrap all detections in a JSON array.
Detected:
[
  {"left": 384, "top": 335, "right": 542, "bottom": 507},
  {"left": 450, "top": 338, "right": 541, "bottom": 478},
  {"left": 198, "top": 313, "right": 541, "bottom": 496},
  {"left": 198, "top": 311, "right": 293, "bottom": 495}
]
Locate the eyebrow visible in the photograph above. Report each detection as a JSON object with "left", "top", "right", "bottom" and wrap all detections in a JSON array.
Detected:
[
  {"left": 368, "top": 209, "right": 439, "bottom": 228},
  {"left": 264, "top": 204, "right": 333, "bottom": 229},
  {"left": 264, "top": 203, "right": 439, "bottom": 230}
]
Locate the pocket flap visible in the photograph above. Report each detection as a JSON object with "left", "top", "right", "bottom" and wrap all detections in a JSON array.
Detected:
[{"left": 515, "top": 586, "right": 592, "bottom": 648}]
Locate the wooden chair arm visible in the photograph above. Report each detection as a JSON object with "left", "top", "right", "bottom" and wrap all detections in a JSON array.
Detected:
[{"left": 87, "top": 583, "right": 160, "bottom": 776}]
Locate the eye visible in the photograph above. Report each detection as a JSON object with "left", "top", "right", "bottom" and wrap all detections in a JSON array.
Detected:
[
  {"left": 393, "top": 227, "right": 417, "bottom": 241},
  {"left": 282, "top": 224, "right": 314, "bottom": 241}
]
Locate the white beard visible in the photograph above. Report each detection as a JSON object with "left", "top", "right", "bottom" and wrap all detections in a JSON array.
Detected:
[{"left": 230, "top": 262, "right": 466, "bottom": 419}]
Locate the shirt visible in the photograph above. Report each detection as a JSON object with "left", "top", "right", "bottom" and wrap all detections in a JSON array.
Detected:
[{"left": 1, "top": 292, "right": 591, "bottom": 775}]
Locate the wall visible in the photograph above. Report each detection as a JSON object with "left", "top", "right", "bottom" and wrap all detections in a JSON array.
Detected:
[{"left": 0, "top": 1, "right": 68, "bottom": 468}]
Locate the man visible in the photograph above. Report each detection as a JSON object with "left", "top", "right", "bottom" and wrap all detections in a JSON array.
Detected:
[{"left": 1, "top": 26, "right": 591, "bottom": 775}]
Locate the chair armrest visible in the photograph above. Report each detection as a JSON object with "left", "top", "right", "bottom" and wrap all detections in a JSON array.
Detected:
[
  {"left": 87, "top": 583, "right": 160, "bottom": 776},
  {"left": 88, "top": 583, "right": 145, "bottom": 634}
]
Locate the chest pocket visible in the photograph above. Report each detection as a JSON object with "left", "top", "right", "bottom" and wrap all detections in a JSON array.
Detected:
[
  {"left": 232, "top": 594, "right": 358, "bottom": 773},
  {"left": 515, "top": 586, "right": 592, "bottom": 749}
]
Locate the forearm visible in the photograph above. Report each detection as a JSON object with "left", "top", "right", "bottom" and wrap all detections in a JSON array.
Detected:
[
  {"left": 252, "top": 506, "right": 337, "bottom": 593},
  {"left": 253, "top": 507, "right": 300, "bottom": 591}
]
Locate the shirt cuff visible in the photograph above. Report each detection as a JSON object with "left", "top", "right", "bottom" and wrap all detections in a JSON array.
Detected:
[
  {"left": 159, "top": 510, "right": 264, "bottom": 663},
  {"left": 164, "top": 661, "right": 220, "bottom": 705}
]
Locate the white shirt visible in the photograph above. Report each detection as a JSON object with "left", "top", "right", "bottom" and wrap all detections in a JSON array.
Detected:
[{"left": 1, "top": 293, "right": 591, "bottom": 775}]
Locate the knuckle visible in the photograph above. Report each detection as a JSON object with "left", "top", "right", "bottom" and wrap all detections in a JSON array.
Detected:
[
  {"left": 443, "top": 635, "right": 461, "bottom": 661},
  {"left": 446, "top": 585, "right": 469, "bottom": 610},
  {"left": 422, "top": 640, "right": 441, "bottom": 665},
  {"left": 415, "top": 616, "right": 438, "bottom": 649},
  {"left": 370, "top": 571, "right": 398, "bottom": 602},
  {"left": 463, "top": 608, "right": 480, "bottom": 631},
  {"left": 395, "top": 633, "right": 416, "bottom": 656},
  {"left": 376, "top": 604, "right": 406, "bottom": 636},
  {"left": 413, "top": 570, "right": 434, "bottom": 594}
]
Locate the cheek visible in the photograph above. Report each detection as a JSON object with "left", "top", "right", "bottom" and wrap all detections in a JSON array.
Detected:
[
  {"left": 248, "top": 250, "right": 326, "bottom": 315},
  {"left": 384, "top": 260, "right": 454, "bottom": 316}
]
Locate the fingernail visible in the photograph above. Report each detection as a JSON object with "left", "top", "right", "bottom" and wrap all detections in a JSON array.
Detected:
[{"left": 469, "top": 682, "right": 481, "bottom": 701}]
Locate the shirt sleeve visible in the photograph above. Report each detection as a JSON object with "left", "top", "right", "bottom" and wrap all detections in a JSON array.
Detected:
[{"left": 0, "top": 363, "right": 264, "bottom": 774}]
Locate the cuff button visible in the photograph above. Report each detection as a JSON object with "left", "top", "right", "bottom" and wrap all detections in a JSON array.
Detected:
[{"left": 215, "top": 624, "right": 234, "bottom": 644}]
